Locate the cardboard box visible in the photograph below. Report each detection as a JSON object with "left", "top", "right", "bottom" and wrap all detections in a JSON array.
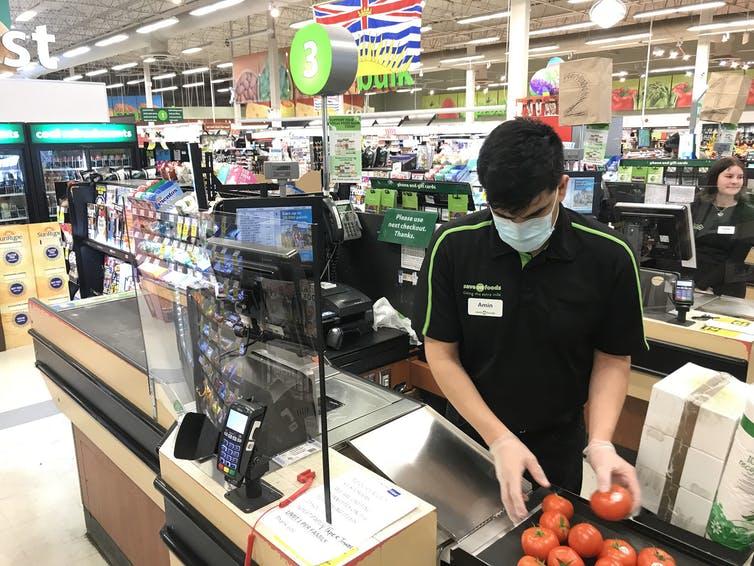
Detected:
[
  {"left": 35, "top": 266, "right": 68, "bottom": 301},
  {"left": 0, "top": 273, "right": 37, "bottom": 306},
  {"left": 29, "top": 222, "right": 66, "bottom": 271},
  {"left": 0, "top": 224, "right": 34, "bottom": 276},
  {"left": 0, "top": 301, "right": 32, "bottom": 349}
]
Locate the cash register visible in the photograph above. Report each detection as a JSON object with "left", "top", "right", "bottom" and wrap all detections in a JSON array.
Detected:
[{"left": 321, "top": 282, "right": 374, "bottom": 350}]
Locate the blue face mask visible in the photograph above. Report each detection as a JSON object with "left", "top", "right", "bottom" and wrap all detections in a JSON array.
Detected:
[{"left": 492, "top": 196, "right": 560, "bottom": 253}]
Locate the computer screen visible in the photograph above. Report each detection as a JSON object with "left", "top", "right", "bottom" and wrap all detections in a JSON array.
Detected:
[
  {"left": 236, "top": 206, "right": 314, "bottom": 263},
  {"left": 564, "top": 176, "right": 597, "bottom": 214}
]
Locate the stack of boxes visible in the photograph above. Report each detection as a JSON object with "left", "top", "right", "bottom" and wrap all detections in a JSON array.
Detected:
[
  {"left": 636, "top": 363, "right": 750, "bottom": 537},
  {"left": 0, "top": 222, "right": 68, "bottom": 350}
]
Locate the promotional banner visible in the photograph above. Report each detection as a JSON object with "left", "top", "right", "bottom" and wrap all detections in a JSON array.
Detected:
[
  {"left": 313, "top": 0, "right": 423, "bottom": 79},
  {"left": 233, "top": 50, "right": 294, "bottom": 118},
  {"left": 109, "top": 95, "right": 165, "bottom": 120},
  {"left": 329, "top": 115, "right": 362, "bottom": 184}
]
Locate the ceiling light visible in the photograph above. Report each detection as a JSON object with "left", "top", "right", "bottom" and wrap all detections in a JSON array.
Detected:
[
  {"left": 15, "top": 10, "right": 37, "bottom": 23},
  {"left": 612, "top": 71, "right": 628, "bottom": 77},
  {"left": 127, "top": 78, "right": 145, "bottom": 85},
  {"left": 153, "top": 72, "right": 177, "bottom": 80},
  {"left": 182, "top": 47, "right": 203, "bottom": 55},
  {"left": 440, "top": 54, "right": 484, "bottom": 64},
  {"left": 483, "top": 87, "right": 489, "bottom": 94},
  {"left": 620, "top": 77, "right": 626, "bottom": 82},
  {"left": 217, "top": 88, "right": 231, "bottom": 93},
  {"left": 396, "top": 88, "right": 411, "bottom": 93},
  {"left": 216, "top": 61, "right": 233, "bottom": 68},
  {"left": 136, "top": 17, "right": 179, "bottom": 34},
  {"left": 488, "top": 82, "right": 507, "bottom": 87},
  {"left": 143, "top": 57, "right": 157, "bottom": 63},
  {"left": 458, "top": 11, "right": 509, "bottom": 25},
  {"left": 686, "top": 70, "right": 694, "bottom": 75},
  {"left": 568, "top": 0, "right": 592, "bottom": 3},
  {"left": 446, "top": 86, "right": 466, "bottom": 91},
  {"left": 62, "top": 46, "right": 91, "bottom": 58},
  {"left": 183, "top": 81, "right": 204, "bottom": 88},
  {"left": 635, "top": 1, "right": 726, "bottom": 19},
  {"left": 652, "top": 47, "right": 665, "bottom": 56},
  {"left": 720, "top": 60, "right": 728, "bottom": 66},
  {"left": 585, "top": 32, "right": 650, "bottom": 45},
  {"left": 500, "top": 74, "right": 506, "bottom": 81},
  {"left": 722, "top": 32, "right": 730, "bottom": 42},
  {"left": 683, "top": 54, "right": 692, "bottom": 61},
  {"left": 106, "top": 83, "right": 124, "bottom": 89},
  {"left": 429, "top": 89, "right": 435, "bottom": 95},
  {"left": 153, "top": 85, "right": 178, "bottom": 92},
  {"left": 290, "top": 19, "right": 312, "bottom": 29},
  {"left": 63, "top": 75, "right": 83, "bottom": 82},
  {"left": 182, "top": 67, "right": 209, "bottom": 75},
  {"left": 530, "top": 45, "right": 559, "bottom": 53},
  {"left": 112, "top": 62, "right": 137, "bottom": 70},
  {"left": 467, "top": 36, "right": 500, "bottom": 45},
  {"left": 688, "top": 19, "right": 754, "bottom": 32},
  {"left": 731, "top": 60, "right": 740, "bottom": 68},
  {"left": 590, "top": 0, "right": 627, "bottom": 29},
  {"left": 189, "top": 0, "right": 244, "bottom": 17},
  {"left": 475, "top": 84, "right": 480, "bottom": 91},
  {"left": 421, "top": 25, "right": 432, "bottom": 32},
  {"left": 669, "top": 50, "right": 678, "bottom": 59},
  {"left": 744, "top": 64, "right": 751, "bottom": 70},
  {"left": 85, "top": 69, "right": 109, "bottom": 77},
  {"left": 649, "top": 65, "right": 696, "bottom": 73},
  {"left": 95, "top": 34, "right": 129, "bottom": 47},
  {"left": 530, "top": 21, "right": 596, "bottom": 36},
  {"left": 211, "top": 77, "right": 232, "bottom": 84},
  {"left": 269, "top": 6, "right": 280, "bottom": 18}
]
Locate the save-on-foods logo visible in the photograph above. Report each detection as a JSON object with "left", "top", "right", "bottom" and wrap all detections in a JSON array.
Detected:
[
  {"left": 0, "top": 0, "right": 57, "bottom": 72},
  {"left": 464, "top": 283, "right": 502, "bottom": 293},
  {"left": 13, "top": 313, "right": 28, "bottom": 326},
  {"left": 9, "top": 282, "right": 24, "bottom": 296}
]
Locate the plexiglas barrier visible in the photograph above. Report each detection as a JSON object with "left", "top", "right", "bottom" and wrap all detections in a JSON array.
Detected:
[{"left": 126, "top": 200, "right": 326, "bottom": 476}]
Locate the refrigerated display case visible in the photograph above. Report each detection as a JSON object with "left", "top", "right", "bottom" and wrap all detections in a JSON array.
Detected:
[
  {"left": 0, "top": 123, "right": 34, "bottom": 225},
  {"left": 28, "top": 123, "right": 139, "bottom": 222}
]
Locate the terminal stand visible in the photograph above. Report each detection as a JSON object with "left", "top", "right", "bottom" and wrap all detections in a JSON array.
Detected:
[{"left": 225, "top": 456, "right": 283, "bottom": 513}]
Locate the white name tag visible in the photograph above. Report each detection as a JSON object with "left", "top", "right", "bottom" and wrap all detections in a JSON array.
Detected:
[
  {"left": 468, "top": 298, "right": 503, "bottom": 317},
  {"left": 718, "top": 225, "right": 736, "bottom": 235}
]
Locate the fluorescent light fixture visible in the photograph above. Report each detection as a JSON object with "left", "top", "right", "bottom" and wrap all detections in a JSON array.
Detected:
[
  {"left": 95, "top": 34, "right": 129, "bottom": 47},
  {"left": 421, "top": 25, "right": 432, "bottom": 32},
  {"left": 269, "top": 6, "right": 280, "bottom": 18},
  {"left": 112, "top": 62, "right": 137, "bottom": 70},
  {"left": 136, "top": 17, "right": 179, "bottom": 34},
  {"left": 211, "top": 77, "right": 232, "bottom": 84},
  {"left": 683, "top": 54, "right": 692, "bottom": 61},
  {"left": 62, "top": 46, "right": 91, "bottom": 58},
  {"left": 153, "top": 85, "right": 178, "bottom": 92},
  {"left": 568, "top": 0, "right": 592, "bottom": 3},
  {"left": 585, "top": 32, "right": 650, "bottom": 45},
  {"left": 649, "top": 65, "right": 696, "bottom": 73},
  {"left": 183, "top": 81, "right": 204, "bottom": 88},
  {"left": 467, "top": 36, "right": 500, "bottom": 45},
  {"left": 63, "top": 75, "right": 83, "bottom": 82},
  {"left": 289, "top": 19, "right": 312, "bottom": 29},
  {"left": 143, "top": 57, "right": 157, "bottom": 63},
  {"left": 688, "top": 19, "right": 754, "bottom": 32},
  {"left": 590, "top": 0, "right": 627, "bottom": 29},
  {"left": 127, "top": 78, "right": 144, "bottom": 85},
  {"left": 446, "top": 86, "right": 467, "bottom": 91},
  {"left": 106, "top": 83, "right": 124, "bottom": 89},
  {"left": 530, "top": 21, "right": 595, "bottom": 36},
  {"left": 182, "top": 66, "right": 209, "bottom": 75},
  {"left": 153, "top": 72, "right": 177, "bottom": 80},
  {"left": 458, "top": 10, "right": 509, "bottom": 25},
  {"left": 182, "top": 46, "right": 203, "bottom": 54},
  {"left": 488, "top": 82, "right": 507, "bottom": 87},
  {"left": 429, "top": 89, "right": 435, "bottom": 95},
  {"left": 216, "top": 61, "right": 233, "bottom": 68},
  {"left": 612, "top": 71, "right": 628, "bottom": 77},
  {"left": 15, "top": 10, "right": 37, "bottom": 22},
  {"left": 396, "top": 88, "right": 411, "bottom": 93},
  {"left": 85, "top": 69, "right": 109, "bottom": 77},
  {"left": 530, "top": 44, "right": 559, "bottom": 53},
  {"left": 217, "top": 87, "right": 231, "bottom": 93},
  {"left": 620, "top": 77, "right": 626, "bottom": 82},
  {"left": 440, "top": 54, "right": 484, "bottom": 64},
  {"left": 189, "top": 0, "right": 244, "bottom": 17},
  {"left": 635, "top": 1, "right": 725, "bottom": 19}
]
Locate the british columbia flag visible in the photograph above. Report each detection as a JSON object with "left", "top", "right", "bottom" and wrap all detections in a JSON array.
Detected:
[{"left": 313, "top": 0, "right": 423, "bottom": 74}]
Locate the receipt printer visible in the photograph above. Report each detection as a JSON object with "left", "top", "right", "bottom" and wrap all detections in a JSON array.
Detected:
[{"left": 321, "top": 282, "right": 374, "bottom": 350}]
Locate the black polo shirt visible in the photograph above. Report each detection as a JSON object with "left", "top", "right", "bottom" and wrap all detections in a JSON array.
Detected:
[{"left": 415, "top": 205, "right": 647, "bottom": 434}]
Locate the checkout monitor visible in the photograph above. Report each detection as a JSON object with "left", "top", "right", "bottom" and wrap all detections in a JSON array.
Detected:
[{"left": 563, "top": 171, "right": 602, "bottom": 216}]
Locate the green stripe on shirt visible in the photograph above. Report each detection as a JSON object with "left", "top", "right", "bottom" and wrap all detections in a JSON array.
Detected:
[
  {"left": 571, "top": 222, "right": 649, "bottom": 350},
  {"left": 423, "top": 220, "right": 493, "bottom": 336}
]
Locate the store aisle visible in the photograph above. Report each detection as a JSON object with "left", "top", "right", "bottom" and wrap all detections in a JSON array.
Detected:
[{"left": 0, "top": 346, "right": 106, "bottom": 565}]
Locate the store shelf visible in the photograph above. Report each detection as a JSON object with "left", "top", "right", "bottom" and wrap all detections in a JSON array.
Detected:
[
  {"left": 0, "top": 216, "right": 28, "bottom": 223},
  {"left": 0, "top": 192, "right": 25, "bottom": 198},
  {"left": 84, "top": 238, "right": 136, "bottom": 264}
]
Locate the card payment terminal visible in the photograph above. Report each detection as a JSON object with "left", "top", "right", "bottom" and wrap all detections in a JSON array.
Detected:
[{"left": 217, "top": 400, "right": 265, "bottom": 484}]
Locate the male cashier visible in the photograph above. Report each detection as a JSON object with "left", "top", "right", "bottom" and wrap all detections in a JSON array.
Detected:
[{"left": 415, "top": 118, "right": 646, "bottom": 521}]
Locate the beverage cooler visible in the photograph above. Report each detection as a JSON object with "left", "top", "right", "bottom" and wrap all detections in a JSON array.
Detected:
[
  {"left": 0, "top": 123, "right": 35, "bottom": 225},
  {"left": 27, "top": 123, "right": 139, "bottom": 221}
]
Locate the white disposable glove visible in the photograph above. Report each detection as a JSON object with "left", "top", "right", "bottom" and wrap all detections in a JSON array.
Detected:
[
  {"left": 584, "top": 440, "right": 642, "bottom": 515},
  {"left": 489, "top": 432, "right": 550, "bottom": 522}
]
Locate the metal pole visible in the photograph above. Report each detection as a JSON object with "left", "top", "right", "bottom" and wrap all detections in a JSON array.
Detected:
[
  {"left": 209, "top": 58, "right": 216, "bottom": 122},
  {"left": 321, "top": 95, "right": 330, "bottom": 195},
  {"left": 640, "top": 19, "right": 653, "bottom": 124}
]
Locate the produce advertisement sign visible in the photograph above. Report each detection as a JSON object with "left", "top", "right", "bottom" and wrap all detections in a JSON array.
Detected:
[
  {"left": 611, "top": 75, "right": 693, "bottom": 111},
  {"left": 233, "top": 50, "right": 294, "bottom": 119}
]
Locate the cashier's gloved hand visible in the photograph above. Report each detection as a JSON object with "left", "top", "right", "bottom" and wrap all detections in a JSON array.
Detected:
[
  {"left": 489, "top": 432, "right": 550, "bottom": 523},
  {"left": 585, "top": 440, "right": 642, "bottom": 515}
]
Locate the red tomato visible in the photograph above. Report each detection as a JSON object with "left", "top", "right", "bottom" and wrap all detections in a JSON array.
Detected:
[
  {"left": 567, "top": 523, "right": 604, "bottom": 558},
  {"left": 547, "top": 546, "right": 585, "bottom": 566},
  {"left": 518, "top": 557, "right": 546, "bottom": 566},
  {"left": 539, "top": 511, "right": 570, "bottom": 543},
  {"left": 590, "top": 485, "right": 634, "bottom": 521},
  {"left": 637, "top": 547, "right": 676, "bottom": 566},
  {"left": 600, "top": 539, "right": 637, "bottom": 566},
  {"left": 521, "top": 527, "right": 559, "bottom": 561},
  {"left": 595, "top": 559, "right": 623, "bottom": 566},
  {"left": 543, "top": 494, "right": 575, "bottom": 520}
]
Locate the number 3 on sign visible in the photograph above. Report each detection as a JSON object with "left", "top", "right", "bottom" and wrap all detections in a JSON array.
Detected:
[{"left": 303, "top": 41, "right": 318, "bottom": 79}]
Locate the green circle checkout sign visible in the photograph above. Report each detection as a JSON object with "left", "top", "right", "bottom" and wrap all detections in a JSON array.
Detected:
[
  {"left": 157, "top": 109, "right": 169, "bottom": 122},
  {"left": 289, "top": 23, "right": 358, "bottom": 97}
]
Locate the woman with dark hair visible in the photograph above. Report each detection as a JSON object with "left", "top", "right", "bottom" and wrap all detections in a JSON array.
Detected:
[{"left": 692, "top": 157, "right": 754, "bottom": 297}]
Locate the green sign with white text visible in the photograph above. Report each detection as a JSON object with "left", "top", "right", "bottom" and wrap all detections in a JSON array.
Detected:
[
  {"left": 29, "top": 123, "right": 137, "bottom": 145},
  {"left": 140, "top": 107, "right": 184, "bottom": 123},
  {"left": 0, "top": 124, "right": 24, "bottom": 144},
  {"left": 370, "top": 177, "right": 472, "bottom": 197},
  {"left": 378, "top": 209, "right": 438, "bottom": 249}
]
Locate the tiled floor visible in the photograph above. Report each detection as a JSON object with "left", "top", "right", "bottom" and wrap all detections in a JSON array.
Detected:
[{"left": 0, "top": 345, "right": 106, "bottom": 565}]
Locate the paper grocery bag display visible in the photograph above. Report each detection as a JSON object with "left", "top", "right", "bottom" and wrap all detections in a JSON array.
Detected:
[
  {"left": 701, "top": 71, "right": 749, "bottom": 124},
  {"left": 559, "top": 57, "right": 613, "bottom": 126}
]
